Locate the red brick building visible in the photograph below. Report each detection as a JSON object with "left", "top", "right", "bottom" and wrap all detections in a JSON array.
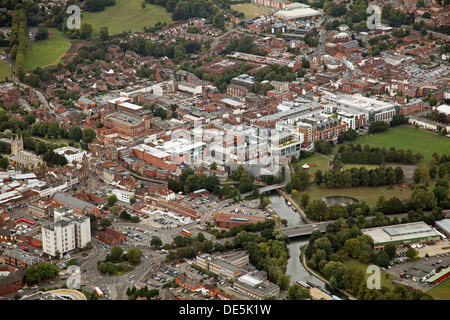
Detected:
[
  {"left": 398, "top": 99, "right": 424, "bottom": 116},
  {"left": 98, "top": 228, "right": 126, "bottom": 245},
  {"left": 0, "top": 267, "right": 24, "bottom": 296}
]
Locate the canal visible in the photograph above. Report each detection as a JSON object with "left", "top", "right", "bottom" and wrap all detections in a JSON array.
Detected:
[
  {"left": 267, "top": 191, "right": 326, "bottom": 287},
  {"left": 268, "top": 191, "right": 349, "bottom": 299}
]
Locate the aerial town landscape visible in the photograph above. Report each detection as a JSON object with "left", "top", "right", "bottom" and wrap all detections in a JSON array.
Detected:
[{"left": 0, "top": 0, "right": 449, "bottom": 308}]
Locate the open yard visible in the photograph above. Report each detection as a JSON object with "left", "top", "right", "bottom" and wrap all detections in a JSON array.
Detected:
[
  {"left": 230, "top": 3, "right": 270, "bottom": 19},
  {"left": 338, "top": 125, "right": 450, "bottom": 163},
  {"left": 81, "top": 0, "right": 173, "bottom": 36},
  {"left": 342, "top": 257, "right": 398, "bottom": 291},
  {"left": 0, "top": 59, "right": 11, "bottom": 81},
  {"left": 427, "top": 278, "right": 450, "bottom": 300},
  {"left": 25, "top": 28, "right": 72, "bottom": 71}
]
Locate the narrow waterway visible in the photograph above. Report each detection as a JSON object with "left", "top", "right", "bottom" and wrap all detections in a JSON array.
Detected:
[
  {"left": 267, "top": 191, "right": 325, "bottom": 287},
  {"left": 268, "top": 191, "right": 348, "bottom": 299}
]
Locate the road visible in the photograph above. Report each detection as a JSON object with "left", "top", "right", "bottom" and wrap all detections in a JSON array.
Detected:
[{"left": 16, "top": 80, "right": 61, "bottom": 122}]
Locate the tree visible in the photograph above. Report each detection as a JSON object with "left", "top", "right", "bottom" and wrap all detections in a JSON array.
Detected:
[
  {"left": 305, "top": 199, "right": 327, "bottom": 221},
  {"left": 151, "top": 237, "right": 162, "bottom": 249},
  {"left": 85, "top": 0, "right": 106, "bottom": 12},
  {"left": 406, "top": 247, "right": 418, "bottom": 259},
  {"left": 99, "top": 26, "right": 109, "bottom": 41},
  {"left": 343, "top": 238, "right": 361, "bottom": 258},
  {"left": 413, "top": 167, "right": 422, "bottom": 183},
  {"left": 82, "top": 128, "right": 97, "bottom": 143},
  {"left": 126, "top": 248, "right": 142, "bottom": 265},
  {"left": 212, "top": 12, "right": 225, "bottom": 29},
  {"left": 0, "top": 157, "right": 9, "bottom": 169},
  {"left": 80, "top": 23, "right": 93, "bottom": 40},
  {"left": 110, "top": 245, "right": 124, "bottom": 262},
  {"left": 238, "top": 173, "right": 253, "bottom": 193},
  {"left": 68, "top": 126, "right": 82, "bottom": 141},
  {"left": 292, "top": 170, "right": 311, "bottom": 191},
  {"left": 172, "top": 7, "right": 186, "bottom": 21},
  {"left": 368, "top": 121, "right": 390, "bottom": 133},
  {"left": 288, "top": 284, "right": 310, "bottom": 300},
  {"left": 107, "top": 194, "right": 117, "bottom": 207},
  {"left": 410, "top": 188, "right": 436, "bottom": 211},
  {"left": 36, "top": 23, "right": 49, "bottom": 40}
]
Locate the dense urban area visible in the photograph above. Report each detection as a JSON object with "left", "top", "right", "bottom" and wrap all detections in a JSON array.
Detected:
[{"left": 0, "top": 0, "right": 449, "bottom": 305}]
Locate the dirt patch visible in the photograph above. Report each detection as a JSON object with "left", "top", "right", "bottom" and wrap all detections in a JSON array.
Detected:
[{"left": 60, "top": 40, "right": 95, "bottom": 64}]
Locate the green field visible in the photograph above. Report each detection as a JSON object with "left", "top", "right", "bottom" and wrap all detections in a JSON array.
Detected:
[
  {"left": 82, "top": 0, "right": 173, "bottom": 36},
  {"left": 230, "top": 3, "right": 270, "bottom": 19},
  {"left": 338, "top": 126, "right": 450, "bottom": 163},
  {"left": 342, "top": 257, "right": 398, "bottom": 291},
  {"left": 293, "top": 184, "right": 413, "bottom": 208},
  {"left": 25, "top": 28, "right": 72, "bottom": 71},
  {"left": 426, "top": 278, "right": 450, "bottom": 300},
  {"left": 0, "top": 59, "right": 12, "bottom": 81}
]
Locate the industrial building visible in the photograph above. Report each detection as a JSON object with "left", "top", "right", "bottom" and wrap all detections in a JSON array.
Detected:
[
  {"left": 361, "top": 222, "right": 441, "bottom": 251},
  {"left": 275, "top": 5, "right": 323, "bottom": 21}
]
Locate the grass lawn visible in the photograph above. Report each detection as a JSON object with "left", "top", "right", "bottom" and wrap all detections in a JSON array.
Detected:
[
  {"left": 293, "top": 184, "right": 413, "bottom": 208},
  {"left": 337, "top": 125, "right": 450, "bottom": 163},
  {"left": 230, "top": 3, "right": 270, "bottom": 19},
  {"left": 82, "top": 0, "right": 173, "bottom": 36},
  {"left": 296, "top": 153, "right": 331, "bottom": 173},
  {"left": 25, "top": 28, "right": 72, "bottom": 71},
  {"left": 342, "top": 164, "right": 381, "bottom": 171},
  {"left": 342, "top": 257, "right": 397, "bottom": 291},
  {"left": 426, "top": 278, "right": 450, "bottom": 300},
  {"left": 0, "top": 59, "right": 12, "bottom": 81}
]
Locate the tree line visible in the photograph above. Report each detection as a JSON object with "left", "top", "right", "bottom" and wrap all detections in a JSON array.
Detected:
[
  {"left": 300, "top": 183, "right": 446, "bottom": 223},
  {"left": 314, "top": 165, "right": 405, "bottom": 189},
  {"left": 9, "top": 8, "right": 27, "bottom": 81},
  {"left": 338, "top": 144, "right": 424, "bottom": 165}
]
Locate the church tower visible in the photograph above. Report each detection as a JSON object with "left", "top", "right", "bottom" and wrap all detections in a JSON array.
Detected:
[{"left": 10, "top": 134, "right": 24, "bottom": 156}]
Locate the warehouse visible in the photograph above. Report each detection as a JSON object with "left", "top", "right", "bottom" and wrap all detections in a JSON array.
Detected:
[
  {"left": 361, "top": 222, "right": 441, "bottom": 251},
  {"left": 275, "top": 7, "right": 323, "bottom": 21},
  {"left": 435, "top": 219, "right": 450, "bottom": 238}
]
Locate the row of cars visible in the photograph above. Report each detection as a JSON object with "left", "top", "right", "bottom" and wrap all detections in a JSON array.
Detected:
[{"left": 146, "top": 262, "right": 183, "bottom": 288}]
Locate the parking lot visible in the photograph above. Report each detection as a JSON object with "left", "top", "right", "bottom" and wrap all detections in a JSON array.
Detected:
[{"left": 384, "top": 241, "right": 450, "bottom": 292}]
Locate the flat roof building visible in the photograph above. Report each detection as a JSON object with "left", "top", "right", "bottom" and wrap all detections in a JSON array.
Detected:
[
  {"left": 275, "top": 7, "right": 323, "bottom": 21},
  {"left": 233, "top": 274, "right": 280, "bottom": 300},
  {"left": 361, "top": 221, "right": 441, "bottom": 251}
]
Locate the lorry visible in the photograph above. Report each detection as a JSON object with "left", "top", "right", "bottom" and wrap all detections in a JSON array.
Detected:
[{"left": 94, "top": 287, "right": 103, "bottom": 297}]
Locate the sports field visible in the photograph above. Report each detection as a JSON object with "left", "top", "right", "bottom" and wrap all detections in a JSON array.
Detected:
[
  {"left": 338, "top": 125, "right": 450, "bottom": 163},
  {"left": 81, "top": 0, "right": 173, "bottom": 36},
  {"left": 25, "top": 28, "right": 71, "bottom": 71},
  {"left": 427, "top": 278, "right": 450, "bottom": 300},
  {"left": 230, "top": 3, "right": 270, "bottom": 19}
]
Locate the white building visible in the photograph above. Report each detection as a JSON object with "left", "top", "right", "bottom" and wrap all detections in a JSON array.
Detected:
[
  {"left": 42, "top": 207, "right": 91, "bottom": 257},
  {"left": 177, "top": 81, "right": 202, "bottom": 95},
  {"left": 53, "top": 147, "right": 88, "bottom": 164},
  {"left": 323, "top": 93, "right": 397, "bottom": 124},
  {"left": 112, "top": 188, "right": 135, "bottom": 204}
]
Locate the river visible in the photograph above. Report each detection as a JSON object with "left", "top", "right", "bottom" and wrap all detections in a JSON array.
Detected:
[
  {"left": 268, "top": 191, "right": 348, "bottom": 299},
  {"left": 267, "top": 191, "right": 326, "bottom": 287}
]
